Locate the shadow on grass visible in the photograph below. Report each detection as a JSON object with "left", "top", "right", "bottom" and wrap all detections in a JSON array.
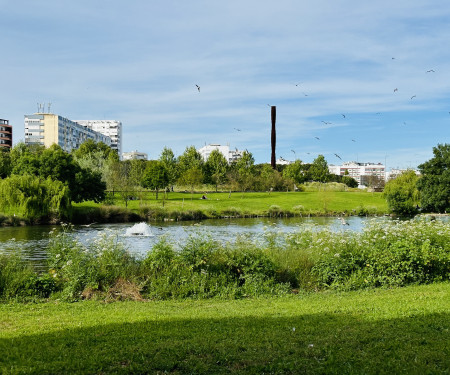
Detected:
[{"left": 1, "top": 312, "right": 449, "bottom": 374}]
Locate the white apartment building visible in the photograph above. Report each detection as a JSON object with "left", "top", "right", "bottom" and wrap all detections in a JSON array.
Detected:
[
  {"left": 276, "top": 157, "right": 291, "bottom": 165},
  {"left": 198, "top": 144, "right": 243, "bottom": 164},
  {"left": 329, "top": 161, "right": 385, "bottom": 187},
  {"left": 24, "top": 113, "right": 111, "bottom": 153},
  {"left": 386, "top": 168, "right": 421, "bottom": 180},
  {"left": 76, "top": 120, "right": 122, "bottom": 155},
  {"left": 122, "top": 150, "right": 148, "bottom": 161}
]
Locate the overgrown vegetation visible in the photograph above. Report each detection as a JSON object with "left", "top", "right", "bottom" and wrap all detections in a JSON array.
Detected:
[{"left": 1, "top": 219, "right": 448, "bottom": 302}]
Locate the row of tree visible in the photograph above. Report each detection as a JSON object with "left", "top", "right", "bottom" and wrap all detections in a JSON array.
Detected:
[
  {"left": 122, "top": 147, "right": 358, "bottom": 202},
  {"left": 0, "top": 141, "right": 358, "bottom": 212},
  {"left": 2, "top": 140, "right": 447, "bottom": 217}
]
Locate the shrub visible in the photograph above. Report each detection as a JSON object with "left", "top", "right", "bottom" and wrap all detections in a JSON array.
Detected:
[{"left": 46, "top": 224, "right": 140, "bottom": 301}]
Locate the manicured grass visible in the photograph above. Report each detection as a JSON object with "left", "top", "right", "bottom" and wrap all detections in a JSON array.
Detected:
[
  {"left": 1, "top": 283, "right": 448, "bottom": 374},
  {"left": 74, "top": 190, "right": 388, "bottom": 221}
]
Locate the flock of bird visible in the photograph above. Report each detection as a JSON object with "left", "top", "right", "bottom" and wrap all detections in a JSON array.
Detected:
[{"left": 193, "top": 61, "right": 438, "bottom": 164}]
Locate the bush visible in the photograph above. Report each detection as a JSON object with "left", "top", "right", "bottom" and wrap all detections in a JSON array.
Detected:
[
  {"left": 309, "top": 219, "right": 450, "bottom": 290},
  {"left": 46, "top": 224, "right": 140, "bottom": 301},
  {"left": 0, "top": 254, "right": 57, "bottom": 300},
  {"left": 384, "top": 170, "right": 419, "bottom": 215}
]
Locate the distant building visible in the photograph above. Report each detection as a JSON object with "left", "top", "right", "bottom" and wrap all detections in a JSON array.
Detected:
[
  {"left": 198, "top": 144, "right": 244, "bottom": 164},
  {"left": 75, "top": 120, "right": 122, "bottom": 156},
  {"left": 24, "top": 113, "right": 111, "bottom": 153},
  {"left": 386, "top": 168, "right": 420, "bottom": 180},
  {"left": 122, "top": 150, "right": 148, "bottom": 161},
  {"left": 329, "top": 161, "right": 385, "bottom": 187},
  {"left": 0, "top": 119, "right": 12, "bottom": 149},
  {"left": 276, "top": 157, "right": 291, "bottom": 165}
]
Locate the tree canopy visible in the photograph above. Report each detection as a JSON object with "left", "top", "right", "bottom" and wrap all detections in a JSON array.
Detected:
[
  {"left": 383, "top": 170, "right": 419, "bottom": 215},
  {"left": 141, "top": 161, "right": 169, "bottom": 199},
  {"left": 204, "top": 149, "right": 228, "bottom": 191},
  {"left": 309, "top": 155, "right": 330, "bottom": 183},
  {"left": 417, "top": 143, "right": 449, "bottom": 213}
]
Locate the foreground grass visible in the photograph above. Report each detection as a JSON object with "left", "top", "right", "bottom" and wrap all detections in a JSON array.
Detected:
[
  {"left": 1, "top": 283, "right": 449, "bottom": 374},
  {"left": 73, "top": 190, "right": 388, "bottom": 223}
]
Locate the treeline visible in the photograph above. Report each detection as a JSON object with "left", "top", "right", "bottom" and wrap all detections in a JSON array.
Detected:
[
  {"left": 141, "top": 147, "right": 358, "bottom": 198},
  {"left": 0, "top": 142, "right": 358, "bottom": 222}
]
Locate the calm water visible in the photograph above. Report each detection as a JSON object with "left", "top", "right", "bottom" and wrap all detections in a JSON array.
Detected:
[{"left": 0, "top": 216, "right": 384, "bottom": 266}]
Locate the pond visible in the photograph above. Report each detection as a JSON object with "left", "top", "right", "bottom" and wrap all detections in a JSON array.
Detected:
[{"left": 0, "top": 216, "right": 388, "bottom": 267}]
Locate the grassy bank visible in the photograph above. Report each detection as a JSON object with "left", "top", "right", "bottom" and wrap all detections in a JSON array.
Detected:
[
  {"left": 72, "top": 190, "right": 388, "bottom": 224},
  {"left": 1, "top": 283, "right": 449, "bottom": 374}
]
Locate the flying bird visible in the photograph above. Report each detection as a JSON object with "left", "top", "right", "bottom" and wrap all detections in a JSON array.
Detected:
[
  {"left": 351, "top": 139, "right": 356, "bottom": 142},
  {"left": 321, "top": 121, "right": 332, "bottom": 125},
  {"left": 234, "top": 128, "right": 241, "bottom": 132},
  {"left": 426, "top": 69, "right": 435, "bottom": 73},
  {"left": 195, "top": 84, "right": 200, "bottom": 92},
  {"left": 291, "top": 149, "right": 296, "bottom": 154},
  {"left": 394, "top": 88, "right": 398, "bottom": 92},
  {"left": 314, "top": 137, "right": 320, "bottom": 140},
  {"left": 334, "top": 153, "right": 342, "bottom": 160},
  {"left": 341, "top": 114, "right": 346, "bottom": 118},
  {"left": 411, "top": 95, "right": 416, "bottom": 100}
]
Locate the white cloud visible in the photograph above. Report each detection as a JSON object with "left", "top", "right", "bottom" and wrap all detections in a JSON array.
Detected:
[{"left": 1, "top": 0, "right": 449, "bottom": 168}]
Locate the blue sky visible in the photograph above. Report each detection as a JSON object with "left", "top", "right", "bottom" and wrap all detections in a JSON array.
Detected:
[{"left": 1, "top": 0, "right": 449, "bottom": 169}]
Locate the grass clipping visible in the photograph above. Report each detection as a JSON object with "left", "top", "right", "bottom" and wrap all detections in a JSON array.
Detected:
[{"left": 82, "top": 279, "right": 143, "bottom": 302}]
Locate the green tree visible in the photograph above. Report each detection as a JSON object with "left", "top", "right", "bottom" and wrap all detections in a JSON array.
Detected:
[
  {"left": 72, "top": 140, "right": 119, "bottom": 186},
  {"left": 73, "top": 139, "right": 119, "bottom": 162},
  {"left": 255, "top": 164, "right": 285, "bottom": 192},
  {"left": 159, "top": 147, "right": 178, "bottom": 190},
  {"left": 417, "top": 143, "right": 450, "bottom": 213},
  {"left": 177, "top": 146, "right": 203, "bottom": 175},
  {"left": 310, "top": 155, "right": 330, "bottom": 183},
  {"left": 129, "top": 159, "right": 148, "bottom": 202},
  {"left": 229, "top": 150, "right": 255, "bottom": 193},
  {"left": 178, "top": 167, "right": 204, "bottom": 196},
  {"left": 282, "top": 160, "right": 309, "bottom": 186},
  {"left": 39, "top": 144, "right": 105, "bottom": 203},
  {"left": 10, "top": 143, "right": 105, "bottom": 203},
  {"left": 72, "top": 168, "right": 106, "bottom": 203},
  {"left": 108, "top": 161, "right": 135, "bottom": 207},
  {"left": 383, "top": 170, "right": 419, "bottom": 215},
  {"left": 0, "top": 148, "right": 11, "bottom": 178},
  {"left": 0, "top": 175, "right": 70, "bottom": 220},
  {"left": 205, "top": 149, "right": 228, "bottom": 192},
  {"left": 141, "top": 161, "right": 169, "bottom": 200},
  {"left": 10, "top": 143, "right": 42, "bottom": 176},
  {"left": 341, "top": 175, "right": 358, "bottom": 188}
]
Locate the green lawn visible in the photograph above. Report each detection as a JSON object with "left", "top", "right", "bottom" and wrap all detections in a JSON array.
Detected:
[
  {"left": 74, "top": 190, "right": 388, "bottom": 220},
  {"left": 1, "top": 283, "right": 448, "bottom": 374}
]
